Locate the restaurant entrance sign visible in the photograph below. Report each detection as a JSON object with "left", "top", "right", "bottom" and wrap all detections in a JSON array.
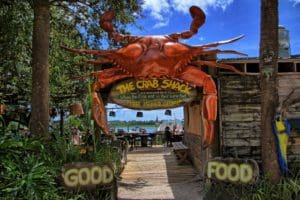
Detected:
[{"left": 109, "top": 78, "right": 198, "bottom": 109}]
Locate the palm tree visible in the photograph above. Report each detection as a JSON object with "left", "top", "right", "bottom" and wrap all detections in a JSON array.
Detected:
[{"left": 259, "top": 0, "right": 281, "bottom": 182}]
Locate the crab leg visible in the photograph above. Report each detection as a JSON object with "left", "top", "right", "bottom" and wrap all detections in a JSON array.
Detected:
[
  {"left": 77, "top": 59, "right": 112, "bottom": 66},
  {"left": 192, "top": 60, "right": 244, "bottom": 75},
  {"left": 195, "top": 35, "right": 245, "bottom": 48},
  {"left": 91, "top": 68, "right": 131, "bottom": 135},
  {"left": 177, "top": 66, "right": 217, "bottom": 147},
  {"left": 195, "top": 48, "right": 247, "bottom": 56}
]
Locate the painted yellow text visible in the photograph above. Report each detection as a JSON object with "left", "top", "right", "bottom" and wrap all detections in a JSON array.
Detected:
[
  {"left": 161, "top": 79, "right": 191, "bottom": 95},
  {"left": 115, "top": 79, "right": 191, "bottom": 95},
  {"left": 63, "top": 165, "right": 114, "bottom": 187},
  {"left": 207, "top": 161, "right": 253, "bottom": 183}
]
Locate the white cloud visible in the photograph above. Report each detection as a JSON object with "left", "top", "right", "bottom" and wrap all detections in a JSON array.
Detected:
[
  {"left": 142, "top": 0, "right": 234, "bottom": 28},
  {"left": 290, "top": 0, "right": 300, "bottom": 6},
  {"left": 153, "top": 19, "right": 170, "bottom": 28},
  {"left": 142, "top": 0, "right": 171, "bottom": 21}
]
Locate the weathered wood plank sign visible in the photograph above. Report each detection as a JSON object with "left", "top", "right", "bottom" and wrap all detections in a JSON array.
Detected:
[
  {"left": 61, "top": 163, "right": 115, "bottom": 190},
  {"left": 109, "top": 78, "right": 198, "bottom": 109},
  {"left": 205, "top": 158, "right": 259, "bottom": 184}
]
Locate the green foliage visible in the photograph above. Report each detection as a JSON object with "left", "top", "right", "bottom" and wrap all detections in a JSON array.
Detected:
[
  {"left": 49, "top": 5, "right": 90, "bottom": 108},
  {"left": 93, "top": 143, "right": 122, "bottom": 174},
  {"left": 204, "top": 176, "right": 300, "bottom": 200},
  {"left": 0, "top": 2, "right": 33, "bottom": 104},
  {"left": 0, "top": 126, "right": 123, "bottom": 199},
  {"left": 0, "top": 115, "right": 5, "bottom": 132},
  {"left": 66, "top": 115, "right": 83, "bottom": 130},
  {"left": 0, "top": 134, "right": 60, "bottom": 199},
  {"left": 1, "top": 0, "right": 142, "bottom": 107},
  {"left": 50, "top": 0, "right": 142, "bottom": 47}
]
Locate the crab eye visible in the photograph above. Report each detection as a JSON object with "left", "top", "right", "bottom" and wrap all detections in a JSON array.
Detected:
[
  {"left": 164, "top": 42, "right": 189, "bottom": 57},
  {"left": 117, "top": 43, "right": 143, "bottom": 58}
]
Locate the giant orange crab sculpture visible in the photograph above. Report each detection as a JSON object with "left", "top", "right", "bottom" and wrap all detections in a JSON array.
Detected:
[{"left": 62, "top": 6, "right": 245, "bottom": 147}]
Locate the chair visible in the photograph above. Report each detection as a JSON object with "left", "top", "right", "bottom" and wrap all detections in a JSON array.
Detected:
[
  {"left": 133, "top": 134, "right": 141, "bottom": 149},
  {"left": 147, "top": 134, "right": 156, "bottom": 147},
  {"left": 125, "top": 134, "right": 135, "bottom": 150}
]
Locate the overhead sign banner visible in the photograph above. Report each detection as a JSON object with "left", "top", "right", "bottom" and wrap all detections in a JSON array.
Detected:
[
  {"left": 109, "top": 78, "right": 198, "bottom": 109},
  {"left": 205, "top": 158, "right": 259, "bottom": 184}
]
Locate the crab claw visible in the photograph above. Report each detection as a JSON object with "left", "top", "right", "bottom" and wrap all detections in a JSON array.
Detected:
[
  {"left": 169, "top": 6, "right": 206, "bottom": 40},
  {"left": 99, "top": 10, "right": 115, "bottom": 33},
  {"left": 189, "top": 6, "right": 206, "bottom": 34}
]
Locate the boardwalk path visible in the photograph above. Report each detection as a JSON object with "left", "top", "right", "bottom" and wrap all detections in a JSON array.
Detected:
[{"left": 117, "top": 146, "right": 204, "bottom": 200}]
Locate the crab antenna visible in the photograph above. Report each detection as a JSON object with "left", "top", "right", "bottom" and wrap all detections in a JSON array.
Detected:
[{"left": 169, "top": 6, "right": 206, "bottom": 40}]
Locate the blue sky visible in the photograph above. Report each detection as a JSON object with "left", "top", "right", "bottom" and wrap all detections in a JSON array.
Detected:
[
  {"left": 132, "top": 0, "right": 300, "bottom": 57},
  {"left": 107, "top": 0, "right": 300, "bottom": 121}
]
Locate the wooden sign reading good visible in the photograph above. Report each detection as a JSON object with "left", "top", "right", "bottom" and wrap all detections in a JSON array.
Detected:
[
  {"left": 109, "top": 78, "right": 197, "bottom": 109},
  {"left": 205, "top": 158, "right": 259, "bottom": 184},
  {"left": 61, "top": 163, "right": 114, "bottom": 190}
]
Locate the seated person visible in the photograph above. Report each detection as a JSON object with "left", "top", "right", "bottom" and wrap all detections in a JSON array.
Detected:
[{"left": 164, "top": 126, "right": 173, "bottom": 147}]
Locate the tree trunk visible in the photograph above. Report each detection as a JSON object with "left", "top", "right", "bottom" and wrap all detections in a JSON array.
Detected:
[
  {"left": 259, "top": 0, "right": 281, "bottom": 183},
  {"left": 30, "top": 0, "right": 50, "bottom": 137}
]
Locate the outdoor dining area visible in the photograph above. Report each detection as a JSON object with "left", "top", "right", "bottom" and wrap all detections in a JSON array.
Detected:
[{"left": 115, "top": 128, "right": 184, "bottom": 150}]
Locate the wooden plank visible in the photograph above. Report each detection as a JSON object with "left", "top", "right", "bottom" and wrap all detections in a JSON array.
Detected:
[
  {"left": 288, "top": 144, "right": 300, "bottom": 155},
  {"left": 222, "top": 104, "right": 261, "bottom": 114},
  {"left": 278, "top": 74, "right": 300, "bottom": 86},
  {"left": 222, "top": 130, "right": 261, "bottom": 139},
  {"left": 173, "top": 142, "right": 188, "bottom": 150},
  {"left": 222, "top": 146, "right": 261, "bottom": 156},
  {"left": 288, "top": 155, "right": 300, "bottom": 161},
  {"left": 219, "top": 76, "right": 260, "bottom": 90},
  {"left": 223, "top": 138, "right": 261, "bottom": 146},
  {"left": 221, "top": 96, "right": 261, "bottom": 104},
  {"left": 278, "top": 76, "right": 300, "bottom": 103},
  {"left": 221, "top": 112, "right": 261, "bottom": 122},
  {"left": 289, "top": 136, "right": 300, "bottom": 145},
  {"left": 118, "top": 147, "right": 201, "bottom": 200},
  {"left": 222, "top": 121, "right": 261, "bottom": 130}
]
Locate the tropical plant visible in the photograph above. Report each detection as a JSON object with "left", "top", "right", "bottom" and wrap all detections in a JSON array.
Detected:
[
  {"left": 0, "top": 134, "right": 60, "bottom": 199},
  {"left": 0, "top": 127, "right": 124, "bottom": 199},
  {"left": 204, "top": 176, "right": 300, "bottom": 200}
]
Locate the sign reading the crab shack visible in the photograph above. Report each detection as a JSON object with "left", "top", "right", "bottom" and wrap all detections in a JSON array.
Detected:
[
  {"left": 109, "top": 78, "right": 197, "bottom": 109},
  {"left": 205, "top": 158, "right": 259, "bottom": 184},
  {"left": 61, "top": 163, "right": 114, "bottom": 190}
]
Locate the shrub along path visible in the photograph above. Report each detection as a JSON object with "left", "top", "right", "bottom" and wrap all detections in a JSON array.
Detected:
[{"left": 117, "top": 146, "right": 204, "bottom": 200}]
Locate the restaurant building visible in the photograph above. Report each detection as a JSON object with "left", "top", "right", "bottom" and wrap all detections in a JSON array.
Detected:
[{"left": 183, "top": 54, "right": 300, "bottom": 173}]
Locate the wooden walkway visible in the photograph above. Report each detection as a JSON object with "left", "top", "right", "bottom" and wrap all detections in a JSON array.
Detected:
[{"left": 117, "top": 146, "right": 204, "bottom": 200}]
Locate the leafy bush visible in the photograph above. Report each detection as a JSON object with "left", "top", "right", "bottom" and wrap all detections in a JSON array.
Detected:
[
  {"left": 0, "top": 135, "right": 60, "bottom": 199},
  {"left": 0, "top": 129, "right": 123, "bottom": 200},
  {"left": 204, "top": 175, "right": 300, "bottom": 200}
]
